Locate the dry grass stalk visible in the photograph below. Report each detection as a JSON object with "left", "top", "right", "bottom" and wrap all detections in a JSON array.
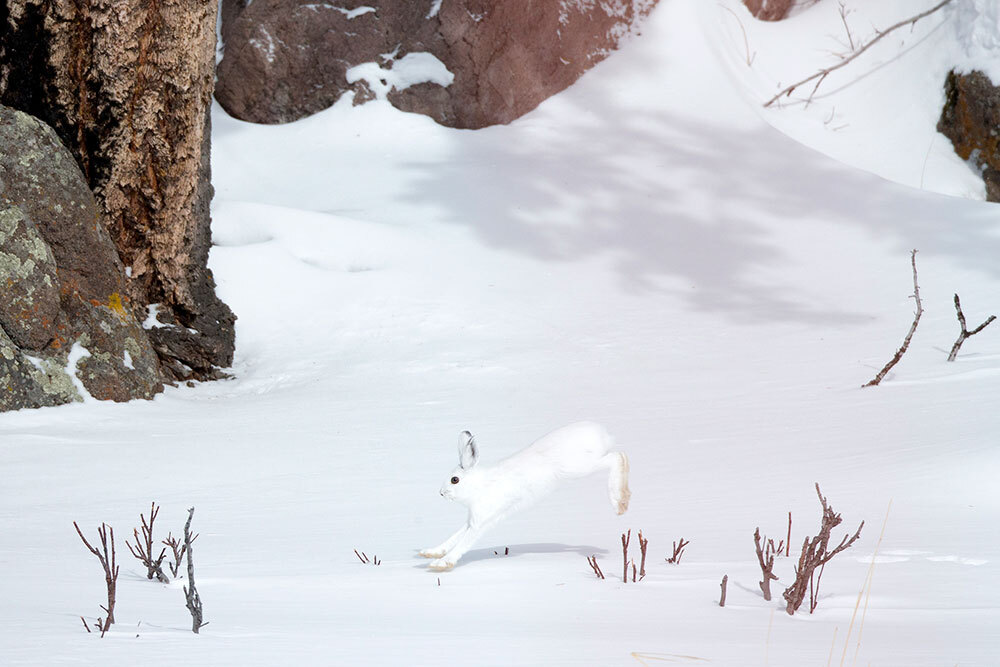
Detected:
[
  {"left": 765, "top": 2, "right": 954, "bottom": 107},
  {"left": 864, "top": 250, "right": 923, "bottom": 387},
  {"left": 783, "top": 484, "right": 864, "bottom": 615},
  {"left": 73, "top": 521, "right": 119, "bottom": 636},
  {"left": 787, "top": 511, "right": 792, "bottom": 557},
  {"left": 948, "top": 294, "right": 996, "bottom": 361},
  {"left": 126, "top": 502, "right": 169, "bottom": 583}
]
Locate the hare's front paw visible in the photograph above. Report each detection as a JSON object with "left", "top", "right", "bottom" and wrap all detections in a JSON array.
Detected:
[
  {"left": 418, "top": 548, "right": 446, "bottom": 559},
  {"left": 428, "top": 558, "right": 455, "bottom": 572}
]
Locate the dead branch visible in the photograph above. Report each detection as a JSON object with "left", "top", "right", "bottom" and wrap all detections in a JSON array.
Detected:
[
  {"left": 719, "top": 575, "right": 729, "bottom": 607},
  {"left": 80, "top": 616, "right": 91, "bottom": 633},
  {"left": 783, "top": 484, "right": 864, "bottom": 615},
  {"left": 587, "top": 555, "right": 605, "bottom": 579},
  {"left": 126, "top": 502, "right": 169, "bottom": 583},
  {"left": 182, "top": 507, "right": 206, "bottom": 633},
  {"left": 864, "top": 250, "right": 923, "bottom": 387},
  {"left": 764, "top": 0, "right": 954, "bottom": 107},
  {"left": 354, "top": 549, "right": 369, "bottom": 564},
  {"left": 73, "top": 521, "right": 118, "bottom": 634},
  {"left": 631, "top": 560, "right": 638, "bottom": 583},
  {"left": 754, "top": 527, "right": 779, "bottom": 600},
  {"left": 837, "top": 2, "right": 856, "bottom": 51},
  {"left": 786, "top": 512, "right": 792, "bottom": 557},
  {"left": 163, "top": 531, "right": 195, "bottom": 579},
  {"left": 665, "top": 537, "right": 690, "bottom": 564},
  {"left": 621, "top": 530, "right": 631, "bottom": 583},
  {"left": 948, "top": 294, "right": 996, "bottom": 361},
  {"left": 638, "top": 531, "right": 649, "bottom": 578}
]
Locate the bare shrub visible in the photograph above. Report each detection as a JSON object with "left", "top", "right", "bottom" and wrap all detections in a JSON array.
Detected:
[
  {"left": 126, "top": 501, "right": 169, "bottom": 583},
  {"left": 783, "top": 484, "right": 864, "bottom": 615},
  {"left": 864, "top": 250, "right": 922, "bottom": 387},
  {"left": 183, "top": 507, "right": 206, "bottom": 633},
  {"left": 754, "top": 527, "right": 779, "bottom": 601},
  {"left": 73, "top": 522, "right": 119, "bottom": 636}
]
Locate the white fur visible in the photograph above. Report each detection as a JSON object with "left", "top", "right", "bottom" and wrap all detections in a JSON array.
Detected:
[{"left": 419, "top": 422, "right": 630, "bottom": 571}]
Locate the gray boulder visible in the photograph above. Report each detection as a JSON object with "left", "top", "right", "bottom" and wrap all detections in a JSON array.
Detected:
[{"left": 0, "top": 106, "right": 163, "bottom": 410}]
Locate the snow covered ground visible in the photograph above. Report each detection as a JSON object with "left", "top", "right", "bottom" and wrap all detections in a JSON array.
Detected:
[{"left": 2, "top": 0, "right": 999, "bottom": 664}]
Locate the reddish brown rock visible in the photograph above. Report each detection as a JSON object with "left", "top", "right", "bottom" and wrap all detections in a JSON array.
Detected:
[
  {"left": 938, "top": 69, "right": 1000, "bottom": 202},
  {"left": 216, "top": 0, "right": 658, "bottom": 130},
  {"left": 743, "top": 0, "right": 793, "bottom": 21}
]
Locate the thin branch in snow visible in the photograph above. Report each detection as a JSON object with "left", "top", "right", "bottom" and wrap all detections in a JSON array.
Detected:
[
  {"left": 764, "top": 0, "right": 954, "bottom": 107},
  {"left": 947, "top": 294, "right": 996, "bottom": 361},
  {"left": 182, "top": 507, "right": 206, "bottom": 633},
  {"left": 587, "top": 555, "right": 605, "bottom": 579},
  {"left": 665, "top": 537, "right": 690, "bottom": 564},
  {"left": 74, "top": 521, "right": 118, "bottom": 636},
  {"left": 864, "top": 250, "right": 922, "bottom": 387},
  {"left": 621, "top": 530, "right": 631, "bottom": 583},
  {"left": 719, "top": 575, "right": 728, "bottom": 607}
]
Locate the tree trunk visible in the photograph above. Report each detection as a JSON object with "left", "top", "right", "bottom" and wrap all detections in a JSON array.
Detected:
[{"left": 0, "top": 0, "right": 235, "bottom": 381}]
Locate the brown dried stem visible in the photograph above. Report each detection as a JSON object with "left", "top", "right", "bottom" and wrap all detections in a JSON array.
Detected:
[
  {"left": 783, "top": 484, "right": 864, "bottom": 615},
  {"left": 163, "top": 530, "right": 195, "bottom": 579},
  {"left": 947, "top": 294, "right": 996, "bottom": 361},
  {"left": 621, "top": 530, "right": 631, "bottom": 583},
  {"left": 182, "top": 507, "right": 206, "bottom": 633},
  {"left": 126, "top": 502, "right": 169, "bottom": 583},
  {"left": 754, "top": 527, "right": 779, "bottom": 601},
  {"left": 638, "top": 531, "right": 649, "bottom": 578},
  {"left": 666, "top": 537, "right": 690, "bottom": 564},
  {"left": 764, "top": 1, "right": 954, "bottom": 107},
  {"left": 587, "top": 555, "right": 605, "bottom": 579},
  {"left": 719, "top": 574, "right": 728, "bottom": 607},
  {"left": 864, "top": 250, "right": 923, "bottom": 387},
  {"left": 73, "top": 521, "right": 118, "bottom": 634}
]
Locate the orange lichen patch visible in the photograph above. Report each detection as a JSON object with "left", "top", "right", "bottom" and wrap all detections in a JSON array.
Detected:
[{"left": 107, "top": 292, "right": 128, "bottom": 318}]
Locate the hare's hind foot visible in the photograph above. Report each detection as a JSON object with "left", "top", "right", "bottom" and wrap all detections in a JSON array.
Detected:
[
  {"left": 428, "top": 558, "right": 455, "bottom": 572},
  {"left": 616, "top": 485, "right": 631, "bottom": 515},
  {"left": 418, "top": 547, "right": 446, "bottom": 559}
]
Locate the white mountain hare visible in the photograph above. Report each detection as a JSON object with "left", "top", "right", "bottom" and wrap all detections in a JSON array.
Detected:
[{"left": 419, "top": 421, "right": 630, "bottom": 572}]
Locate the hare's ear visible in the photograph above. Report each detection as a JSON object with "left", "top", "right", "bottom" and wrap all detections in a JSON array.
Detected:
[{"left": 458, "top": 430, "right": 478, "bottom": 470}]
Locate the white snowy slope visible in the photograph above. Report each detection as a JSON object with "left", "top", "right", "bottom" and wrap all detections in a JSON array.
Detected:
[{"left": 2, "top": 0, "right": 999, "bottom": 665}]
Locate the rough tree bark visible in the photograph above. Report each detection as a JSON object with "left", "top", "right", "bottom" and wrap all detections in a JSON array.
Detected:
[{"left": 0, "top": 1, "right": 235, "bottom": 381}]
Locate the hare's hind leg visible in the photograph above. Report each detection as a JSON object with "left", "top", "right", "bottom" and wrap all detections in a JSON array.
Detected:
[
  {"left": 419, "top": 523, "right": 468, "bottom": 559},
  {"left": 602, "top": 451, "right": 630, "bottom": 515}
]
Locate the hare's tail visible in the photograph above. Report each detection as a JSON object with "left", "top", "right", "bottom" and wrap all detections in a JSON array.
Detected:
[{"left": 604, "top": 451, "right": 630, "bottom": 515}]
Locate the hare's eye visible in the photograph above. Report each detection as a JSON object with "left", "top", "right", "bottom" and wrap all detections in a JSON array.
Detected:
[{"left": 450, "top": 476, "right": 460, "bottom": 484}]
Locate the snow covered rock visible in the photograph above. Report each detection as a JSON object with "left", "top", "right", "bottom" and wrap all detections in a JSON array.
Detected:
[
  {"left": 938, "top": 69, "right": 1000, "bottom": 202},
  {"left": 215, "top": 0, "right": 658, "bottom": 129},
  {"left": 0, "top": 106, "right": 162, "bottom": 410}
]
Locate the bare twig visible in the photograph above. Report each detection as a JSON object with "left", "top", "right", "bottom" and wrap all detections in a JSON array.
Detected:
[
  {"left": 631, "top": 560, "right": 638, "bottom": 583},
  {"left": 621, "top": 530, "right": 631, "bottom": 583},
  {"left": 665, "top": 537, "right": 690, "bottom": 564},
  {"left": 126, "top": 502, "right": 169, "bottom": 583},
  {"left": 74, "top": 521, "right": 118, "bottom": 634},
  {"left": 783, "top": 484, "right": 864, "bottom": 615},
  {"left": 587, "top": 555, "right": 605, "bottom": 579},
  {"left": 719, "top": 574, "right": 728, "bottom": 607},
  {"left": 80, "top": 616, "right": 91, "bottom": 633},
  {"left": 947, "top": 294, "right": 996, "bottom": 361},
  {"left": 764, "top": 1, "right": 954, "bottom": 107},
  {"left": 754, "top": 527, "right": 779, "bottom": 601},
  {"left": 162, "top": 531, "right": 195, "bottom": 579},
  {"left": 864, "top": 250, "right": 923, "bottom": 387},
  {"left": 838, "top": 2, "right": 856, "bottom": 51},
  {"left": 638, "top": 531, "right": 649, "bottom": 578},
  {"left": 354, "top": 549, "right": 369, "bottom": 564},
  {"left": 787, "top": 512, "right": 792, "bottom": 558},
  {"left": 182, "top": 507, "right": 205, "bottom": 633}
]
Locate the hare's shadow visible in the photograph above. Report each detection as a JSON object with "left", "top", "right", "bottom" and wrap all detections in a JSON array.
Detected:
[{"left": 460, "top": 543, "right": 608, "bottom": 565}]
